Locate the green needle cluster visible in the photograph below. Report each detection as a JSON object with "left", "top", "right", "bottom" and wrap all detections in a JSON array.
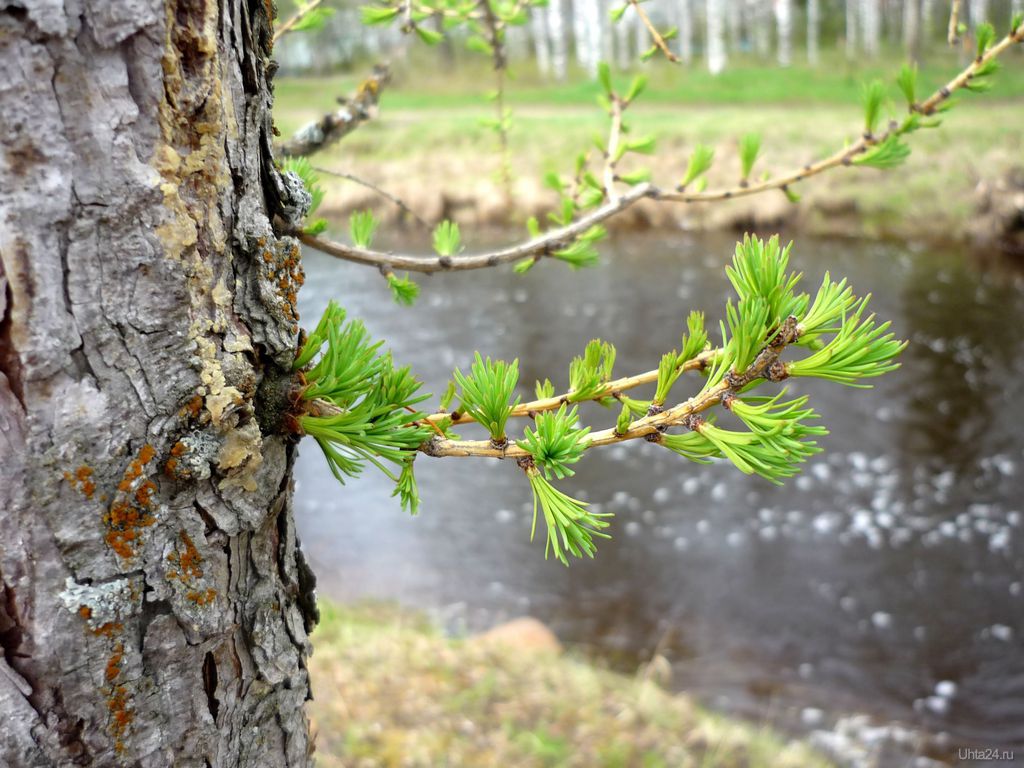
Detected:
[
  {"left": 526, "top": 467, "right": 613, "bottom": 565},
  {"left": 517, "top": 405, "right": 591, "bottom": 480},
  {"left": 453, "top": 353, "right": 521, "bottom": 444},
  {"left": 568, "top": 339, "right": 617, "bottom": 403},
  {"left": 786, "top": 298, "right": 905, "bottom": 385},
  {"left": 294, "top": 301, "right": 432, "bottom": 512}
]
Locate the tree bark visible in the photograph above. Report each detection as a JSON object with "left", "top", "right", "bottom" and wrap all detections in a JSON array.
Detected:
[{"left": 0, "top": 0, "right": 319, "bottom": 765}]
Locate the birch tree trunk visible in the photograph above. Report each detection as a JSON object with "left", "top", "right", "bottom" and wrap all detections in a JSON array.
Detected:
[
  {"left": 774, "top": 0, "right": 793, "bottom": 65},
  {"left": 903, "top": 0, "right": 921, "bottom": 60},
  {"left": 808, "top": 0, "right": 820, "bottom": 63},
  {"left": 973, "top": 0, "right": 989, "bottom": 26},
  {"left": 861, "top": 0, "right": 881, "bottom": 56},
  {"left": 727, "top": 0, "right": 742, "bottom": 50},
  {"left": 846, "top": 0, "right": 859, "bottom": 56},
  {"left": 0, "top": 0, "right": 319, "bottom": 765},
  {"left": 548, "top": 0, "right": 570, "bottom": 80},
  {"left": 531, "top": 6, "right": 553, "bottom": 76},
  {"left": 706, "top": 0, "right": 728, "bottom": 72},
  {"left": 922, "top": 0, "right": 935, "bottom": 44},
  {"left": 676, "top": 0, "right": 695, "bottom": 63},
  {"left": 751, "top": 0, "right": 772, "bottom": 56}
]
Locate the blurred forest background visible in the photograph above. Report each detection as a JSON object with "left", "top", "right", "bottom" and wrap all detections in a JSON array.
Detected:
[
  {"left": 274, "top": 3, "right": 1024, "bottom": 766},
  {"left": 272, "top": 0, "right": 1024, "bottom": 244}
]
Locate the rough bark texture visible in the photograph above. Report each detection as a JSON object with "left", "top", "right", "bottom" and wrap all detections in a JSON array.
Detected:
[{"left": 0, "top": 0, "right": 318, "bottom": 765}]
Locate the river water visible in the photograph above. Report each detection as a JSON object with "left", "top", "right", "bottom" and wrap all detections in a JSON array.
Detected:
[{"left": 294, "top": 229, "right": 1024, "bottom": 759}]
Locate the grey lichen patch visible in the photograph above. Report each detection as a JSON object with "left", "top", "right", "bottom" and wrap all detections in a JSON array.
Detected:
[
  {"left": 235, "top": 214, "right": 306, "bottom": 364},
  {"left": 277, "top": 170, "right": 312, "bottom": 227},
  {"left": 59, "top": 574, "right": 143, "bottom": 630},
  {"left": 177, "top": 431, "right": 221, "bottom": 481}
]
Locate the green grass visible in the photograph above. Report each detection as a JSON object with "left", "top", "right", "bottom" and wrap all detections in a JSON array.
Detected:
[
  {"left": 308, "top": 600, "right": 835, "bottom": 768},
  {"left": 275, "top": 46, "right": 1024, "bottom": 117}
]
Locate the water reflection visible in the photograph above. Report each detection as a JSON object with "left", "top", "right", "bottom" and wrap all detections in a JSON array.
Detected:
[{"left": 293, "top": 230, "right": 1024, "bottom": 754}]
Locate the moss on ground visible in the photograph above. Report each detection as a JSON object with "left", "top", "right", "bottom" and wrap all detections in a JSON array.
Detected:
[{"left": 308, "top": 601, "right": 834, "bottom": 768}]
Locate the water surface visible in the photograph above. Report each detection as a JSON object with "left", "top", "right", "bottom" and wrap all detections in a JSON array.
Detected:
[{"left": 294, "top": 230, "right": 1024, "bottom": 756}]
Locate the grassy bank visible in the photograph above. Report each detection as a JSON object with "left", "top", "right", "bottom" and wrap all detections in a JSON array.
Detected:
[
  {"left": 273, "top": 53, "right": 1023, "bottom": 242},
  {"left": 307, "top": 601, "right": 833, "bottom": 768}
]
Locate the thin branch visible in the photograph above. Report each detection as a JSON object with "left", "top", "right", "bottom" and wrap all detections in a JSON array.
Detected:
[
  {"left": 478, "top": 0, "right": 513, "bottom": 197},
  {"left": 274, "top": 0, "right": 325, "bottom": 44},
  {"left": 629, "top": 0, "right": 680, "bottom": 63},
  {"left": 602, "top": 96, "right": 625, "bottom": 203},
  {"left": 313, "top": 166, "right": 430, "bottom": 228},
  {"left": 426, "top": 348, "right": 717, "bottom": 426},
  {"left": 419, "top": 319, "right": 797, "bottom": 459},
  {"left": 277, "top": 65, "right": 391, "bottom": 158},
  {"left": 919, "top": 26, "right": 1024, "bottom": 114},
  {"left": 947, "top": 0, "right": 963, "bottom": 45},
  {"left": 297, "top": 183, "right": 652, "bottom": 273},
  {"left": 299, "top": 32, "right": 1023, "bottom": 272}
]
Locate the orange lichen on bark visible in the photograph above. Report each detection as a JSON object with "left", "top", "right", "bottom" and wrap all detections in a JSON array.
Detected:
[
  {"left": 105, "top": 642, "right": 125, "bottom": 682},
  {"left": 186, "top": 588, "right": 217, "bottom": 606},
  {"left": 64, "top": 465, "right": 96, "bottom": 498},
  {"left": 104, "top": 500, "right": 156, "bottom": 559},
  {"left": 78, "top": 605, "right": 92, "bottom": 620},
  {"left": 179, "top": 395, "right": 204, "bottom": 421},
  {"left": 167, "top": 531, "right": 217, "bottom": 605},
  {"left": 90, "top": 621, "right": 123, "bottom": 638},
  {"left": 104, "top": 445, "right": 160, "bottom": 559},
  {"left": 134, "top": 480, "right": 156, "bottom": 506},
  {"left": 107, "top": 683, "right": 133, "bottom": 753}
]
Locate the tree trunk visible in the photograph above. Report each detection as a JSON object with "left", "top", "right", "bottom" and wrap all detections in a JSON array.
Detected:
[
  {"left": 846, "top": 0, "right": 859, "bottom": 56},
  {"left": 807, "top": 0, "right": 820, "bottom": 64},
  {"left": 706, "top": 0, "right": 728, "bottom": 72},
  {"left": 860, "top": 0, "right": 881, "bottom": 56},
  {"left": 774, "top": 0, "right": 792, "bottom": 65},
  {"left": 751, "top": 0, "right": 771, "bottom": 57},
  {"left": 531, "top": 5, "right": 553, "bottom": 76},
  {"left": 676, "top": 0, "right": 695, "bottom": 63},
  {"left": 0, "top": 1, "right": 319, "bottom": 765},
  {"left": 903, "top": 0, "right": 921, "bottom": 61},
  {"left": 973, "top": 0, "right": 989, "bottom": 26},
  {"left": 548, "top": 0, "right": 570, "bottom": 80}
]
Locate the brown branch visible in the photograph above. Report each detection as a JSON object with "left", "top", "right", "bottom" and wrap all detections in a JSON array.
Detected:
[
  {"left": 629, "top": 0, "right": 680, "bottom": 63},
  {"left": 919, "top": 27, "right": 1024, "bottom": 115},
  {"left": 299, "top": 32, "right": 1023, "bottom": 272},
  {"left": 297, "top": 183, "right": 653, "bottom": 273},
  {"left": 426, "top": 348, "right": 717, "bottom": 426},
  {"left": 947, "top": 0, "right": 962, "bottom": 45},
  {"left": 277, "top": 65, "right": 391, "bottom": 158},
  {"left": 312, "top": 166, "right": 431, "bottom": 228},
  {"left": 419, "top": 319, "right": 797, "bottom": 460},
  {"left": 274, "top": 0, "right": 326, "bottom": 44}
]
